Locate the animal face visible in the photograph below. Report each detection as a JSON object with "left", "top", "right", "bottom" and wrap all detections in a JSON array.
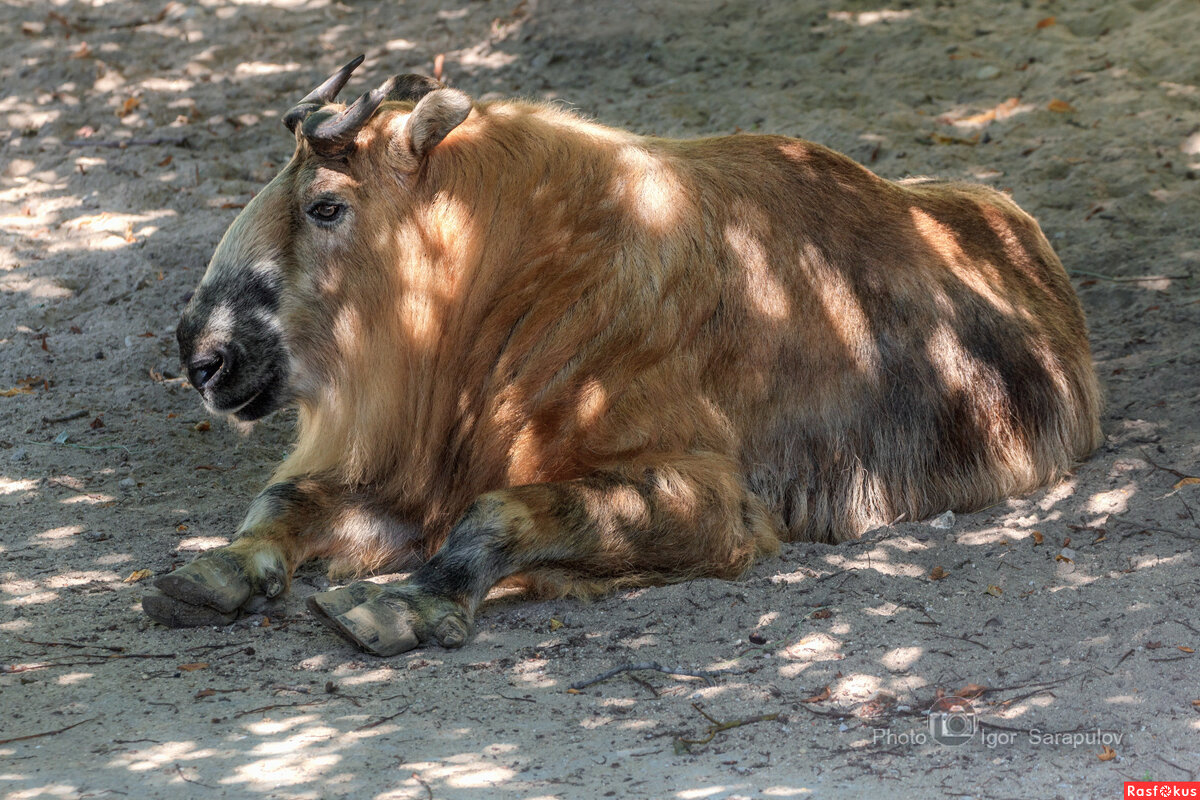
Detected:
[{"left": 176, "top": 57, "right": 469, "bottom": 421}]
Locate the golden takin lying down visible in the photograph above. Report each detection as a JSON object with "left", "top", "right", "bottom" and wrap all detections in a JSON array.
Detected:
[{"left": 144, "top": 56, "right": 1102, "bottom": 656}]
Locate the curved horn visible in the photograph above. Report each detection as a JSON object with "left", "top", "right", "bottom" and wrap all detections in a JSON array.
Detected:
[
  {"left": 302, "top": 75, "right": 399, "bottom": 157},
  {"left": 282, "top": 54, "right": 366, "bottom": 133}
]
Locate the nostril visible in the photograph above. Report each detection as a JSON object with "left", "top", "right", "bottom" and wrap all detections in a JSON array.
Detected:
[{"left": 188, "top": 350, "right": 227, "bottom": 391}]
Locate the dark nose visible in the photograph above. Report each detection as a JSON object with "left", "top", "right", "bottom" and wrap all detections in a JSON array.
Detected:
[{"left": 187, "top": 348, "right": 229, "bottom": 392}]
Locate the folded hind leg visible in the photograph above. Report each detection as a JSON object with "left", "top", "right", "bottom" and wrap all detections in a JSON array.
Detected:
[{"left": 308, "top": 457, "right": 782, "bottom": 655}]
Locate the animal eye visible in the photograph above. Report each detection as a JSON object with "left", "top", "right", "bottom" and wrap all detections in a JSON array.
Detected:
[{"left": 306, "top": 200, "right": 345, "bottom": 225}]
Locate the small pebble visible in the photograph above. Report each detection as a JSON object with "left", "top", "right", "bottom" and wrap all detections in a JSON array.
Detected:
[
  {"left": 119, "top": 477, "right": 137, "bottom": 490},
  {"left": 9, "top": 447, "right": 28, "bottom": 463},
  {"left": 976, "top": 64, "right": 1001, "bottom": 79},
  {"left": 929, "top": 510, "right": 956, "bottom": 529},
  {"left": 83, "top": 531, "right": 111, "bottom": 543}
]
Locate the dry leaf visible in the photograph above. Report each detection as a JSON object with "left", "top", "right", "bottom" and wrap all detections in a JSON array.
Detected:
[
  {"left": 1047, "top": 99, "right": 1076, "bottom": 113},
  {"left": 810, "top": 608, "right": 833, "bottom": 619},
  {"left": 1191, "top": 699, "right": 1200, "bottom": 707},
  {"left": 193, "top": 420, "right": 211, "bottom": 432},
  {"left": 1036, "top": 16, "right": 1057, "bottom": 28},
  {"left": 158, "top": 155, "right": 173, "bottom": 168},
  {"left": 1179, "top": 646, "right": 1195, "bottom": 654},
  {"left": 855, "top": 692, "right": 898, "bottom": 719},
  {"left": 549, "top": 618, "right": 564, "bottom": 631},
  {"left": 929, "top": 132, "right": 980, "bottom": 146},
  {"left": 986, "top": 584, "right": 1003, "bottom": 596},
  {"left": 1031, "top": 530, "right": 1044, "bottom": 545},
  {"left": 1097, "top": 744, "right": 1117, "bottom": 761},
  {"left": 195, "top": 688, "right": 216, "bottom": 698},
  {"left": 89, "top": 416, "right": 105, "bottom": 429},
  {"left": 177, "top": 662, "right": 209, "bottom": 672},
  {"left": 565, "top": 687, "right": 581, "bottom": 695},
  {"left": 929, "top": 565, "right": 949, "bottom": 581},
  {"left": 70, "top": 41, "right": 92, "bottom": 59},
  {"left": 1055, "top": 553, "right": 1073, "bottom": 563},
  {"left": 1173, "top": 476, "right": 1200, "bottom": 489},
  {"left": 123, "top": 569, "right": 153, "bottom": 583},
  {"left": 1146, "top": 640, "right": 1163, "bottom": 650},
  {"left": 176, "top": 524, "right": 189, "bottom": 532},
  {"left": 958, "top": 683, "right": 988, "bottom": 699},
  {"left": 802, "top": 685, "right": 831, "bottom": 703},
  {"left": 0, "top": 385, "right": 34, "bottom": 397},
  {"left": 943, "top": 97, "right": 1021, "bottom": 128},
  {"left": 117, "top": 97, "right": 141, "bottom": 118}
]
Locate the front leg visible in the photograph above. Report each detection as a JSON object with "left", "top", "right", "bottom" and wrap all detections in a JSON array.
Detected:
[
  {"left": 143, "top": 477, "right": 419, "bottom": 627},
  {"left": 308, "top": 459, "right": 781, "bottom": 655}
]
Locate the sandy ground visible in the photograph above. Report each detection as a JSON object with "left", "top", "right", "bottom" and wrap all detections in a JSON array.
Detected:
[{"left": 2, "top": 1, "right": 1199, "bottom": 798}]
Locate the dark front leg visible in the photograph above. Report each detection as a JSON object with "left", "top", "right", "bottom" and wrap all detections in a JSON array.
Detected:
[
  {"left": 143, "top": 477, "right": 419, "bottom": 628},
  {"left": 308, "top": 460, "right": 782, "bottom": 655}
]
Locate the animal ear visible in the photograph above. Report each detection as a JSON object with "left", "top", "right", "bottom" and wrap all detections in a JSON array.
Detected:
[
  {"left": 386, "top": 74, "right": 445, "bottom": 104},
  {"left": 403, "top": 88, "right": 472, "bottom": 162}
]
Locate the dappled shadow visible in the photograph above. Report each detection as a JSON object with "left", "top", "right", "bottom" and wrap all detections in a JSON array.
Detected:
[{"left": 4, "top": 0, "right": 1200, "bottom": 798}]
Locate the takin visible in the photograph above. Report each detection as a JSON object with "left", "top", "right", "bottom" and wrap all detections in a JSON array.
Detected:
[{"left": 143, "top": 56, "right": 1103, "bottom": 655}]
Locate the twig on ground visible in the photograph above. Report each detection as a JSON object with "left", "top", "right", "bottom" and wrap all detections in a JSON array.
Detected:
[
  {"left": 928, "top": 629, "right": 991, "bottom": 650},
  {"left": 1, "top": 662, "right": 54, "bottom": 674},
  {"left": 173, "top": 764, "right": 215, "bottom": 789},
  {"left": 1070, "top": 270, "right": 1192, "bottom": 282},
  {"left": 1175, "top": 619, "right": 1200, "bottom": 636},
  {"left": 40, "top": 410, "right": 89, "bottom": 424},
  {"left": 809, "top": 567, "right": 859, "bottom": 585},
  {"left": 0, "top": 718, "right": 95, "bottom": 745},
  {"left": 994, "top": 688, "right": 1057, "bottom": 708},
  {"left": 569, "top": 661, "right": 744, "bottom": 690},
  {"left": 23, "top": 438, "right": 133, "bottom": 457},
  {"left": 184, "top": 640, "right": 254, "bottom": 654},
  {"left": 1154, "top": 754, "right": 1197, "bottom": 781},
  {"left": 794, "top": 702, "right": 855, "bottom": 720},
  {"left": 412, "top": 773, "right": 434, "bottom": 800},
  {"left": 1139, "top": 450, "right": 1198, "bottom": 481},
  {"left": 110, "top": 7, "right": 172, "bottom": 28},
  {"left": 916, "top": 608, "right": 942, "bottom": 626},
  {"left": 354, "top": 705, "right": 411, "bottom": 731},
  {"left": 232, "top": 700, "right": 328, "bottom": 718},
  {"left": 676, "top": 703, "right": 780, "bottom": 746},
  {"left": 629, "top": 674, "right": 660, "bottom": 696},
  {"left": 493, "top": 693, "right": 536, "bottom": 703},
  {"left": 66, "top": 136, "right": 192, "bottom": 149},
  {"left": 17, "top": 637, "right": 125, "bottom": 653}
]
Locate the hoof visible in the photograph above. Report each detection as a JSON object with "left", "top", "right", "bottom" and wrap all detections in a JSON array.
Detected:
[
  {"left": 154, "top": 551, "right": 253, "bottom": 614},
  {"left": 307, "top": 582, "right": 471, "bottom": 657},
  {"left": 142, "top": 588, "right": 240, "bottom": 628}
]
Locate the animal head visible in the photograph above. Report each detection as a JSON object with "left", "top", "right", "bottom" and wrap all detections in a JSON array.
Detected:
[{"left": 176, "top": 55, "right": 472, "bottom": 421}]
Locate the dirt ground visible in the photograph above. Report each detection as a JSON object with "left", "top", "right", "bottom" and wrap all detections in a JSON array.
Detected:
[{"left": 2, "top": 1, "right": 1199, "bottom": 798}]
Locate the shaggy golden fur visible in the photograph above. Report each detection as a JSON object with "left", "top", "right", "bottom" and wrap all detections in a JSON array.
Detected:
[{"left": 174, "top": 81, "right": 1101, "bottom": 615}]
